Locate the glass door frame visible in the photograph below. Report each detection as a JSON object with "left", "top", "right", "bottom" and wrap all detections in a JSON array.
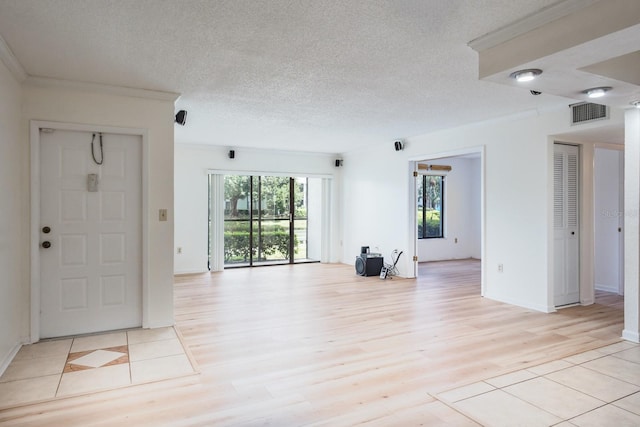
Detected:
[{"left": 207, "top": 171, "right": 331, "bottom": 271}]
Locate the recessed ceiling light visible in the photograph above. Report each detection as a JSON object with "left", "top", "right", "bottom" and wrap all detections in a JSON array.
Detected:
[
  {"left": 631, "top": 100, "right": 640, "bottom": 109},
  {"left": 509, "top": 69, "right": 542, "bottom": 82},
  {"left": 584, "top": 87, "right": 611, "bottom": 99}
]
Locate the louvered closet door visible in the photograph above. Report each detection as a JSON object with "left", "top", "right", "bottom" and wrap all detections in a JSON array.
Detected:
[{"left": 553, "top": 143, "right": 580, "bottom": 307}]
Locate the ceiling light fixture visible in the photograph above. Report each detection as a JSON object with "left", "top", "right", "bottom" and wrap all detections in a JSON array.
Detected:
[
  {"left": 583, "top": 87, "right": 611, "bottom": 99},
  {"left": 631, "top": 100, "right": 640, "bottom": 109},
  {"left": 509, "top": 69, "right": 542, "bottom": 82}
]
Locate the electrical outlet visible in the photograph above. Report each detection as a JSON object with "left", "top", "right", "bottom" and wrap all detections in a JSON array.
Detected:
[
  {"left": 177, "top": 247, "right": 182, "bottom": 254},
  {"left": 498, "top": 263, "right": 504, "bottom": 273}
]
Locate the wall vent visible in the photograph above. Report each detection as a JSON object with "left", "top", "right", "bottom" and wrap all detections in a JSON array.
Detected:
[{"left": 570, "top": 102, "right": 608, "bottom": 125}]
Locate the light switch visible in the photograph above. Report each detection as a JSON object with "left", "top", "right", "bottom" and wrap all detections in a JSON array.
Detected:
[{"left": 159, "top": 209, "right": 168, "bottom": 221}]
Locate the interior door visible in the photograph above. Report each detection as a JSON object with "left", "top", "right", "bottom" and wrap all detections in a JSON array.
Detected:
[
  {"left": 594, "top": 148, "right": 624, "bottom": 294},
  {"left": 553, "top": 143, "right": 580, "bottom": 307},
  {"left": 39, "top": 129, "right": 142, "bottom": 338}
]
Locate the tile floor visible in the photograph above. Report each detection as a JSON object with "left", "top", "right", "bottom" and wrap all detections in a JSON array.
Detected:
[
  {"left": 0, "top": 327, "right": 196, "bottom": 409},
  {"left": 437, "top": 341, "right": 640, "bottom": 427}
]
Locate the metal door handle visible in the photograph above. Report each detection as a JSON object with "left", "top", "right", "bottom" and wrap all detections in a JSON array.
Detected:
[{"left": 42, "top": 241, "right": 51, "bottom": 249}]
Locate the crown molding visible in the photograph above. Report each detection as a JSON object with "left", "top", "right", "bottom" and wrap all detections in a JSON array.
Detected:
[
  {"left": 0, "top": 30, "right": 180, "bottom": 101},
  {"left": 0, "top": 34, "right": 27, "bottom": 82},
  {"left": 24, "top": 76, "right": 181, "bottom": 102},
  {"left": 468, "top": 0, "right": 599, "bottom": 52}
]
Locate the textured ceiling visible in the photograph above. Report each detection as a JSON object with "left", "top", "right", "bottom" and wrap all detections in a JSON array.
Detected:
[{"left": 0, "top": 0, "right": 604, "bottom": 153}]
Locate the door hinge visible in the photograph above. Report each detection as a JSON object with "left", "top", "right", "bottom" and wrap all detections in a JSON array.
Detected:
[
  {"left": 413, "top": 255, "right": 418, "bottom": 262},
  {"left": 413, "top": 171, "right": 418, "bottom": 177}
]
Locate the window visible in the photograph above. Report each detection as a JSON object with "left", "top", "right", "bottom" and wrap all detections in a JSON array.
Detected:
[{"left": 418, "top": 175, "right": 444, "bottom": 238}]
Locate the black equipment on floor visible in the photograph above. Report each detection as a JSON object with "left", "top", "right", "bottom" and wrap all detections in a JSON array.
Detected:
[
  {"left": 380, "top": 249, "right": 403, "bottom": 279},
  {"left": 355, "top": 253, "right": 384, "bottom": 276}
]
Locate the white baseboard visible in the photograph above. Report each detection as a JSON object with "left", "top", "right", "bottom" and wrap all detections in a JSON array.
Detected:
[
  {"left": 622, "top": 329, "right": 640, "bottom": 343},
  {"left": 595, "top": 283, "right": 621, "bottom": 294},
  {"left": 484, "top": 292, "right": 552, "bottom": 313},
  {"left": 144, "top": 321, "right": 176, "bottom": 329},
  {"left": 174, "top": 269, "right": 209, "bottom": 276},
  {"left": 0, "top": 342, "right": 23, "bottom": 377}
]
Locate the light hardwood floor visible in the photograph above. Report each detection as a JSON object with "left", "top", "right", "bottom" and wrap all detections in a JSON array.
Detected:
[{"left": 0, "top": 260, "right": 625, "bottom": 426}]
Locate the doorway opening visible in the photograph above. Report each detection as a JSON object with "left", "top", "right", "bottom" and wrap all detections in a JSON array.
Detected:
[
  {"left": 594, "top": 147, "right": 624, "bottom": 296},
  {"left": 412, "top": 150, "right": 484, "bottom": 294}
]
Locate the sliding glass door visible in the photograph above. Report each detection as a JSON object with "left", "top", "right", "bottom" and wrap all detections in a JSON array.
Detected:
[
  {"left": 220, "top": 174, "right": 317, "bottom": 267},
  {"left": 252, "top": 176, "right": 291, "bottom": 265},
  {"left": 293, "top": 177, "right": 309, "bottom": 262},
  {"left": 222, "top": 175, "right": 251, "bottom": 265}
]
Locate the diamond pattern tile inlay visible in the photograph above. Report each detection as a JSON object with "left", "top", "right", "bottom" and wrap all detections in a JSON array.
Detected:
[{"left": 70, "top": 350, "right": 126, "bottom": 368}]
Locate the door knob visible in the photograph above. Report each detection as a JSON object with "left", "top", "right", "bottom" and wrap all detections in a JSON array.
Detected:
[
  {"left": 571, "top": 231, "right": 575, "bottom": 235},
  {"left": 41, "top": 241, "right": 51, "bottom": 249},
  {"left": 42, "top": 226, "right": 51, "bottom": 234}
]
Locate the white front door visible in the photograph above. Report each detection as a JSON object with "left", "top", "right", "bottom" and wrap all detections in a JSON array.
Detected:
[
  {"left": 39, "top": 129, "right": 142, "bottom": 338},
  {"left": 554, "top": 143, "right": 580, "bottom": 307}
]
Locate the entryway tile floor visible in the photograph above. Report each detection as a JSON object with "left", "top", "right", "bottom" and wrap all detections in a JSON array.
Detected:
[
  {"left": 437, "top": 341, "right": 640, "bottom": 426},
  {"left": 0, "top": 327, "right": 197, "bottom": 409}
]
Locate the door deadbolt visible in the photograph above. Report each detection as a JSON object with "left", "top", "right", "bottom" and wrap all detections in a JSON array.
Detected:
[
  {"left": 42, "top": 226, "right": 51, "bottom": 234},
  {"left": 41, "top": 241, "right": 51, "bottom": 249}
]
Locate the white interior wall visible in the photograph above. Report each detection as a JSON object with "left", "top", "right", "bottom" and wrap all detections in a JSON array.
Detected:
[
  {"left": 624, "top": 108, "right": 640, "bottom": 343},
  {"left": 342, "top": 108, "right": 624, "bottom": 313},
  {"left": 340, "top": 144, "right": 409, "bottom": 272},
  {"left": 0, "top": 60, "right": 27, "bottom": 371},
  {"left": 594, "top": 147, "right": 623, "bottom": 293},
  {"left": 23, "top": 84, "right": 176, "bottom": 329},
  {"left": 417, "top": 157, "right": 481, "bottom": 262},
  {"left": 174, "top": 145, "right": 339, "bottom": 274}
]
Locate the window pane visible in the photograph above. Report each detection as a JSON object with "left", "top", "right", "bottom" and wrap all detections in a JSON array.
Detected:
[
  {"left": 254, "top": 176, "right": 290, "bottom": 264},
  {"left": 223, "top": 175, "right": 251, "bottom": 265},
  {"left": 419, "top": 175, "right": 443, "bottom": 238},
  {"left": 293, "top": 177, "right": 308, "bottom": 261}
]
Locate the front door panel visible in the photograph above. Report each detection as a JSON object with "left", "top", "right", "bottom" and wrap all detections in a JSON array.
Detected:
[{"left": 39, "top": 129, "right": 142, "bottom": 338}]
